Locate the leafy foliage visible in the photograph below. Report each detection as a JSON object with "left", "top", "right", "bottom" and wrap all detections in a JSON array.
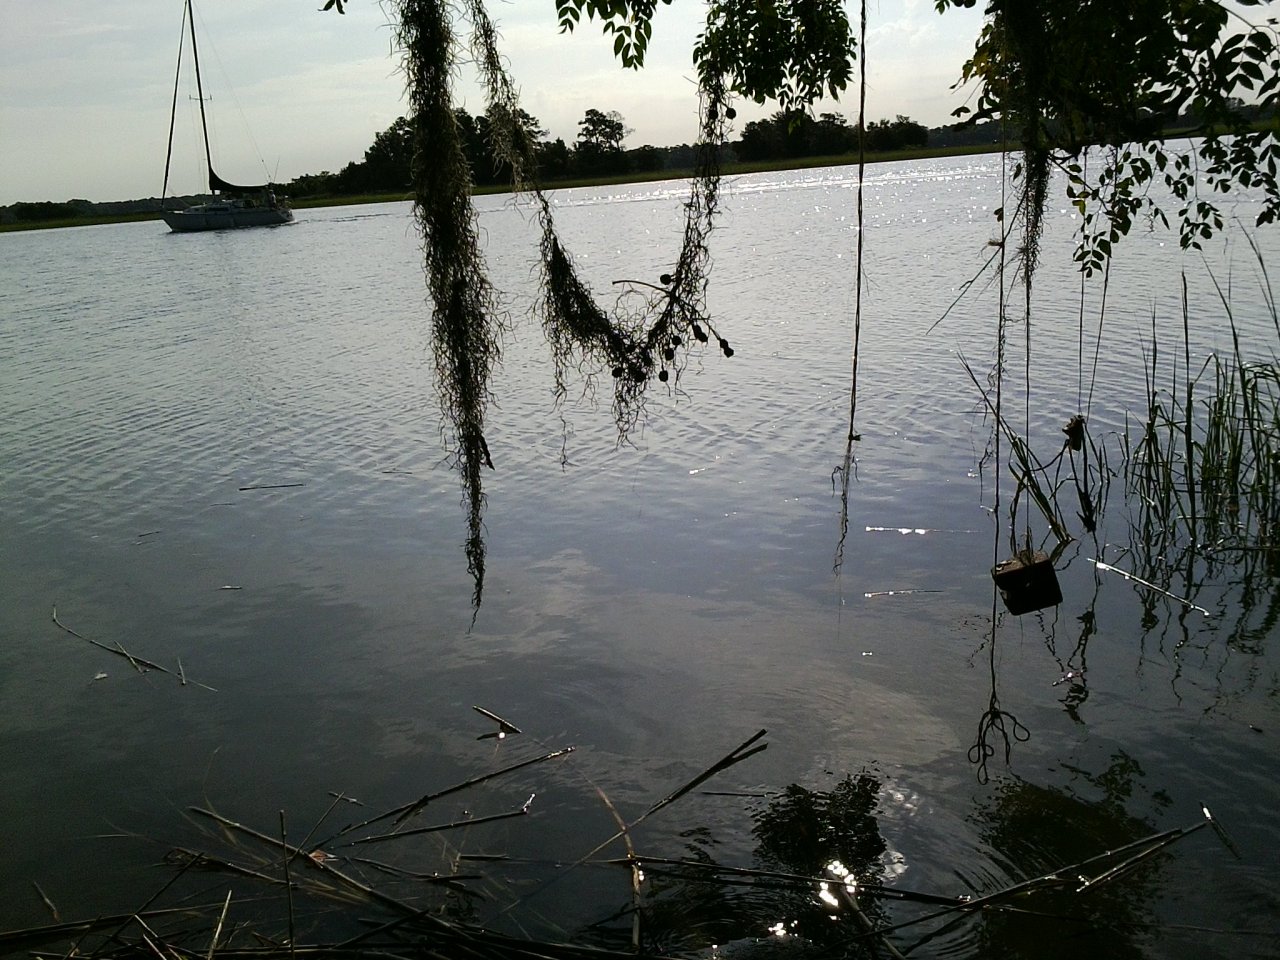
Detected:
[
  {"left": 554, "top": 0, "right": 670, "bottom": 68},
  {"left": 555, "top": 0, "right": 858, "bottom": 109},
  {"left": 694, "top": 0, "right": 857, "bottom": 109},
  {"left": 935, "top": 0, "right": 1280, "bottom": 271}
]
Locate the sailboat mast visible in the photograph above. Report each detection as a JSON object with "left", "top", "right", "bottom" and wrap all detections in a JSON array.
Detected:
[
  {"left": 161, "top": 0, "right": 188, "bottom": 202},
  {"left": 186, "top": 0, "right": 217, "bottom": 193}
]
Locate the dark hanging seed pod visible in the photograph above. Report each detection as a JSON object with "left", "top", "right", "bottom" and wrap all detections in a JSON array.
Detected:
[
  {"left": 693, "top": 325, "right": 709, "bottom": 343},
  {"left": 659, "top": 273, "right": 673, "bottom": 285},
  {"left": 631, "top": 366, "right": 647, "bottom": 383},
  {"left": 658, "top": 369, "right": 669, "bottom": 382},
  {"left": 663, "top": 347, "right": 676, "bottom": 361},
  {"left": 612, "top": 365, "right": 624, "bottom": 378},
  {"left": 720, "top": 339, "right": 734, "bottom": 358},
  {"left": 671, "top": 335, "right": 682, "bottom": 347},
  {"left": 726, "top": 106, "right": 737, "bottom": 120}
]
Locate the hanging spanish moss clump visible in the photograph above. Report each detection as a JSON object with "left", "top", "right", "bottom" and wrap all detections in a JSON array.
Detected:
[
  {"left": 397, "top": 0, "right": 504, "bottom": 613},
  {"left": 539, "top": 77, "right": 731, "bottom": 439},
  {"left": 989, "top": 0, "right": 1051, "bottom": 288},
  {"left": 468, "top": 0, "right": 732, "bottom": 439},
  {"left": 398, "top": 0, "right": 732, "bottom": 614}
]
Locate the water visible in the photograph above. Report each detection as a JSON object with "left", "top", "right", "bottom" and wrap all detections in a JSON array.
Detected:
[{"left": 1, "top": 157, "right": 1277, "bottom": 957}]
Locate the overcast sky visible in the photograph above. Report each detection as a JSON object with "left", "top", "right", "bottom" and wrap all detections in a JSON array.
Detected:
[{"left": 0, "top": 1, "right": 986, "bottom": 205}]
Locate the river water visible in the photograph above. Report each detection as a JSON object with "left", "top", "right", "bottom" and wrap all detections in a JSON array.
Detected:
[{"left": 1, "top": 157, "right": 1276, "bottom": 957}]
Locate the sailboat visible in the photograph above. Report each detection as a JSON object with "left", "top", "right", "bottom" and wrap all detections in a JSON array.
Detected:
[{"left": 161, "top": 0, "right": 293, "bottom": 232}]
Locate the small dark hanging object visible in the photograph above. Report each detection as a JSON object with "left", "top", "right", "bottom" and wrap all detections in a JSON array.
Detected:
[
  {"left": 1062, "top": 414, "right": 1086, "bottom": 451},
  {"left": 992, "top": 550, "right": 1062, "bottom": 615}
]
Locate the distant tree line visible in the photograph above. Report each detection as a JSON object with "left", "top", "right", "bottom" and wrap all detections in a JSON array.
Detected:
[
  {"left": 281, "top": 106, "right": 935, "bottom": 199},
  {"left": 736, "top": 111, "right": 927, "bottom": 161},
  {"left": 287, "top": 107, "right": 680, "bottom": 198},
  {"left": 5, "top": 107, "right": 1146, "bottom": 224},
  {"left": 0, "top": 110, "right": 1005, "bottom": 223}
]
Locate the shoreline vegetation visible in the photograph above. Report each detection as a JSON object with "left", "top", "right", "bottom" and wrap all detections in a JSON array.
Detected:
[{"left": 0, "top": 142, "right": 999, "bottom": 234}]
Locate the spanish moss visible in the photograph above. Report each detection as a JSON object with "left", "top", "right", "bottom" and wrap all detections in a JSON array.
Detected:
[
  {"left": 399, "top": 0, "right": 734, "bottom": 611},
  {"left": 398, "top": 0, "right": 503, "bottom": 614}
]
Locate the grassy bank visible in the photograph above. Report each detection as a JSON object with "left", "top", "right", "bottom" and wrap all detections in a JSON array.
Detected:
[{"left": 0, "top": 143, "right": 1000, "bottom": 233}]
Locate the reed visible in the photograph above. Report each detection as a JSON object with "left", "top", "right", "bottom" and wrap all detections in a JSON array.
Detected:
[{"left": 1123, "top": 258, "right": 1280, "bottom": 572}]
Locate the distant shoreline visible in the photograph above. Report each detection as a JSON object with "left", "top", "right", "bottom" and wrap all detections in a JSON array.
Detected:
[{"left": 0, "top": 143, "right": 999, "bottom": 234}]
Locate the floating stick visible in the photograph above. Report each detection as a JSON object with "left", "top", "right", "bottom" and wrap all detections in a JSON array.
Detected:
[
  {"left": 51, "top": 607, "right": 216, "bottom": 691},
  {"left": 280, "top": 812, "right": 295, "bottom": 960},
  {"left": 351, "top": 796, "right": 534, "bottom": 845},
  {"left": 0, "top": 908, "right": 203, "bottom": 954},
  {"left": 53, "top": 607, "right": 167, "bottom": 673},
  {"left": 190, "top": 807, "right": 432, "bottom": 920},
  {"left": 473, "top": 704, "right": 523, "bottom": 736},
  {"left": 500, "top": 731, "right": 769, "bottom": 918},
  {"left": 1090, "top": 559, "right": 1212, "bottom": 615},
  {"left": 113, "top": 640, "right": 146, "bottom": 674},
  {"left": 238, "top": 483, "right": 304, "bottom": 491},
  {"left": 31, "top": 882, "right": 59, "bottom": 923},
  {"left": 384, "top": 747, "right": 574, "bottom": 830},
  {"left": 166, "top": 847, "right": 287, "bottom": 885},
  {"left": 205, "top": 891, "right": 231, "bottom": 960}
]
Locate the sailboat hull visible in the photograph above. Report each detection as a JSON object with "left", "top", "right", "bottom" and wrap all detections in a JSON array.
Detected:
[{"left": 162, "top": 203, "right": 293, "bottom": 232}]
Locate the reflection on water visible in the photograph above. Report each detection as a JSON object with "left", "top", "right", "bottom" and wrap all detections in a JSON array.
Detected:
[{"left": 0, "top": 161, "right": 1277, "bottom": 955}]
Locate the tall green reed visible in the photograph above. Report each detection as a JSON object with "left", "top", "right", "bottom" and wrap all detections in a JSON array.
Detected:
[{"left": 1124, "top": 250, "right": 1280, "bottom": 573}]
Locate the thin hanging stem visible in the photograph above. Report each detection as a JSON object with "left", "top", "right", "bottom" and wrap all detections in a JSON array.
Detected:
[{"left": 834, "top": 0, "right": 867, "bottom": 573}]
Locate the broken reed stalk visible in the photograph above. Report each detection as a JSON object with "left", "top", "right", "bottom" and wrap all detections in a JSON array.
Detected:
[
  {"left": 189, "top": 808, "right": 428, "bottom": 921},
  {"left": 544, "top": 731, "right": 768, "bottom": 887},
  {"left": 0, "top": 909, "right": 210, "bottom": 955},
  {"left": 351, "top": 798, "right": 533, "bottom": 845},
  {"left": 492, "top": 730, "right": 769, "bottom": 923},
  {"left": 280, "top": 812, "right": 295, "bottom": 960},
  {"left": 1090, "top": 559, "right": 1212, "bottom": 616},
  {"left": 51, "top": 606, "right": 217, "bottom": 691},
  {"left": 472, "top": 704, "right": 522, "bottom": 736},
  {"left": 167, "top": 847, "right": 288, "bottom": 885},
  {"left": 313, "top": 746, "right": 574, "bottom": 848},
  {"left": 52, "top": 607, "right": 169, "bottom": 674},
  {"left": 590, "top": 784, "right": 642, "bottom": 951},
  {"left": 31, "top": 882, "right": 59, "bottom": 923},
  {"left": 206, "top": 891, "right": 231, "bottom": 960},
  {"left": 349, "top": 856, "right": 481, "bottom": 887}
]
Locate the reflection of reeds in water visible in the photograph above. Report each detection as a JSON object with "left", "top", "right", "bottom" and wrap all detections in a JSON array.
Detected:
[{"left": 3, "top": 705, "right": 1234, "bottom": 960}]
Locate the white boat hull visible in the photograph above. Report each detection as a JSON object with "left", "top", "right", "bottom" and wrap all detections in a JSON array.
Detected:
[{"left": 162, "top": 204, "right": 293, "bottom": 232}]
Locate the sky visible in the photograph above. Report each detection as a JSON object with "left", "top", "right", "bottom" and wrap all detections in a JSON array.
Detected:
[{"left": 0, "top": 1, "right": 987, "bottom": 205}]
